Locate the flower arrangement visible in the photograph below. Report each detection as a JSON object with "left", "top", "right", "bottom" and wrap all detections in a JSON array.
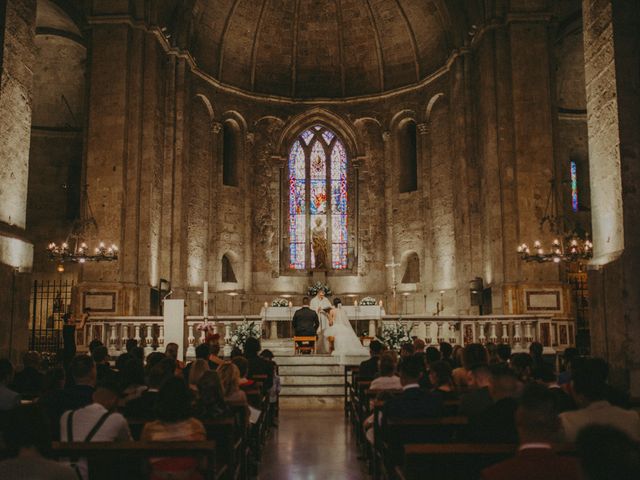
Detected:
[
  {"left": 196, "top": 319, "right": 215, "bottom": 334},
  {"left": 359, "top": 296, "right": 377, "bottom": 306},
  {"left": 271, "top": 298, "right": 290, "bottom": 307},
  {"left": 308, "top": 281, "right": 332, "bottom": 297},
  {"left": 380, "top": 322, "right": 412, "bottom": 352},
  {"left": 230, "top": 320, "right": 261, "bottom": 350}
]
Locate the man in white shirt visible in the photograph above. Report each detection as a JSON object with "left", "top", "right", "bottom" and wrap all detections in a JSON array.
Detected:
[
  {"left": 60, "top": 379, "right": 132, "bottom": 479},
  {"left": 560, "top": 358, "right": 640, "bottom": 442}
]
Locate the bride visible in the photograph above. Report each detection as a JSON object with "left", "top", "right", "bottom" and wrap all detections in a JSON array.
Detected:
[{"left": 323, "top": 298, "right": 369, "bottom": 357}]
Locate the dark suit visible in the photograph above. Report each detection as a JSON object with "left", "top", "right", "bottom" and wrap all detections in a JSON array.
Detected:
[
  {"left": 359, "top": 356, "right": 379, "bottom": 379},
  {"left": 481, "top": 447, "right": 582, "bottom": 480},
  {"left": 384, "top": 385, "right": 443, "bottom": 419},
  {"left": 467, "top": 397, "right": 519, "bottom": 443},
  {"left": 292, "top": 306, "right": 319, "bottom": 336}
]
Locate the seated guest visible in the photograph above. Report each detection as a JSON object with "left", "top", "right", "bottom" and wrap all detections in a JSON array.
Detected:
[
  {"left": 577, "top": 425, "right": 640, "bottom": 480},
  {"left": 124, "top": 359, "right": 174, "bottom": 419},
  {"left": 205, "top": 335, "right": 225, "bottom": 367},
  {"left": 459, "top": 364, "right": 493, "bottom": 417},
  {"left": 400, "top": 342, "right": 415, "bottom": 360},
  {"left": 92, "top": 346, "right": 116, "bottom": 383},
  {"left": 383, "top": 355, "right": 443, "bottom": 419},
  {"left": 195, "top": 371, "right": 231, "bottom": 420},
  {"left": 560, "top": 358, "right": 640, "bottom": 441},
  {"left": 260, "top": 350, "right": 281, "bottom": 423},
  {"left": 60, "top": 379, "right": 131, "bottom": 480},
  {"left": 370, "top": 352, "right": 401, "bottom": 391},
  {"left": 558, "top": 347, "right": 579, "bottom": 386},
  {"left": 0, "top": 359, "right": 20, "bottom": 410},
  {"left": 453, "top": 343, "right": 488, "bottom": 388},
  {"left": 119, "top": 359, "right": 147, "bottom": 404},
  {"left": 0, "top": 405, "right": 76, "bottom": 480},
  {"left": 359, "top": 340, "right": 383, "bottom": 379},
  {"left": 485, "top": 343, "right": 499, "bottom": 365},
  {"left": 37, "top": 367, "right": 66, "bottom": 426},
  {"left": 439, "top": 342, "right": 453, "bottom": 366},
  {"left": 165, "top": 342, "right": 186, "bottom": 376},
  {"left": 40, "top": 355, "right": 96, "bottom": 437},
  {"left": 87, "top": 339, "right": 104, "bottom": 357},
  {"left": 529, "top": 341, "right": 545, "bottom": 371},
  {"left": 114, "top": 338, "right": 138, "bottom": 371},
  {"left": 11, "top": 351, "right": 44, "bottom": 398},
  {"left": 429, "top": 360, "right": 457, "bottom": 401},
  {"left": 145, "top": 351, "right": 166, "bottom": 373},
  {"left": 451, "top": 345, "right": 464, "bottom": 369},
  {"left": 141, "top": 377, "right": 206, "bottom": 480},
  {"left": 481, "top": 384, "right": 581, "bottom": 480},
  {"left": 413, "top": 338, "right": 426, "bottom": 353},
  {"left": 532, "top": 363, "right": 574, "bottom": 412},
  {"left": 183, "top": 344, "right": 213, "bottom": 382},
  {"left": 496, "top": 344, "right": 511, "bottom": 364},
  {"left": 467, "top": 364, "right": 519, "bottom": 443},
  {"left": 510, "top": 352, "right": 534, "bottom": 385},
  {"left": 244, "top": 337, "right": 274, "bottom": 391},
  {"left": 420, "top": 346, "right": 442, "bottom": 388},
  {"left": 188, "top": 359, "right": 210, "bottom": 391},
  {"left": 231, "top": 356, "right": 255, "bottom": 390},
  {"left": 218, "top": 362, "right": 247, "bottom": 405}
]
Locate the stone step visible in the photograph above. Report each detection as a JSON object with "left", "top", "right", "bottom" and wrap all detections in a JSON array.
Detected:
[
  {"left": 275, "top": 355, "right": 340, "bottom": 366},
  {"left": 279, "top": 364, "right": 344, "bottom": 375},
  {"left": 280, "top": 375, "right": 344, "bottom": 386},
  {"left": 280, "top": 385, "right": 344, "bottom": 396}
]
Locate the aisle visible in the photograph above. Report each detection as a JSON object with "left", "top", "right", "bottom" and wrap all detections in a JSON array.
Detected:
[{"left": 258, "top": 409, "right": 369, "bottom": 480}]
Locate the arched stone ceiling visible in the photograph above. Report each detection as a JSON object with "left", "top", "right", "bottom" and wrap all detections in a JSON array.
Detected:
[{"left": 188, "top": 0, "right": 453, "bottom": 99}]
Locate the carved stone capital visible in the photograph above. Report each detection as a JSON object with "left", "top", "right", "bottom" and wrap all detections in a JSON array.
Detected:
[
  {"left": 212, "top": 122, "right": 222, "bottom": 134},
  {"left": 382, "top": 131, "right": 391, "bottom": 141},
  {"left": 417, "top": 123, "right": 430, "bottom": 135},
  {"left": 246, "top": 132, "right": 255, "bottom": 144}
]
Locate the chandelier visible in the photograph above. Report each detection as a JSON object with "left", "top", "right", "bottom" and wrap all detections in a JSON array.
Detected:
[
  {"left": 517, "top": 178, "right": 593, "bottom": 264},
  {"left": 517, "top": 236, "right": 592, "bottom": 263},
  {"left": 47, "top": 184, "right": 118, "bottom": 264}
]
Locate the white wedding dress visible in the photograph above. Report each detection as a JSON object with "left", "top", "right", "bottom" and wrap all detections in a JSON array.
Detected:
[{"left": 324, "top": 306, "right": 369, "bottom": 357}]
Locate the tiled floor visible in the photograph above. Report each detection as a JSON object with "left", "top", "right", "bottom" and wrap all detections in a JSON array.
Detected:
[{"left": 258, "top": 409, "right": 369, "bottom": 480}]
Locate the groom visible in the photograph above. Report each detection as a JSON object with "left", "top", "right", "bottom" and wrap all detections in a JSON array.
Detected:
[{"left": 292, "top": 297, "right": 320, "bottom": 353}]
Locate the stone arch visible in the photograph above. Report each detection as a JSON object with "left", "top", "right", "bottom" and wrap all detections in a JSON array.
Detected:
[
  {"left": 277, "top": 108, "right": 361, "bottom": 159},
  {"left": 221, "top": 112, "right": 245, "bottom": 187},
  {"left": 391, "top": 110, "right": 419, "bottom": 193},
  {"left": 194, "top": 93, "right": 215, "bottom": 119},
  {"left": 401, "top": 250, "right": 421, "bottom": 284},
  {"left": 221, "top": 251, "right": 238, "bottom": 283},
  {"left": 424, "top": 92, "right": 446, "bottom": 123}
]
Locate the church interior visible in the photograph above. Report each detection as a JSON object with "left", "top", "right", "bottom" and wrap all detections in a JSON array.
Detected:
[{"left": 0, "top": 0, "right": 639, "bottom": 478}]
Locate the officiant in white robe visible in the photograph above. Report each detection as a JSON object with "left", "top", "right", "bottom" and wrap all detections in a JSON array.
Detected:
[{"left": 310, "top": 291, "right": 332, "bottom": 352}]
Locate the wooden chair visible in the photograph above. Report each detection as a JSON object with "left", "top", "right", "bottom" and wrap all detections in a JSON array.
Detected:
[
  {"left": 293, "top": 336, "right": 317, "bottom": 354},
  {"left": 51, "top": 441, "right": 220, "bottom": 480}
]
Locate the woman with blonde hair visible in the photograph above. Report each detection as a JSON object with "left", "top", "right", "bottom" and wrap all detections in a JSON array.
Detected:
[
  {"left": 188, "top": 359, "right": 210, "bottom": 391},
  {"left": 217, "top": 362, "right": 247, "bottom": 405}
]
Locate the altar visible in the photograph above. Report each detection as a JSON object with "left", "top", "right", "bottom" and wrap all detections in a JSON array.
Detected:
[{"left": 261, "top": 305, "right": 385, "bottom": 339}]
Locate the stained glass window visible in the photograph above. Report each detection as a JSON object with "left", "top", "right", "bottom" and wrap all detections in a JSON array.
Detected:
[
  {"left": 288, "top": 125, "right": 348, "bottom": 270},
  {"left": 570, "top": 160, "right": 578, "bottom": 212}
]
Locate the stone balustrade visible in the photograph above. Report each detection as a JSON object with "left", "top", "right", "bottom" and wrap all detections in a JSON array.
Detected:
[{"left": 82, "top": 312, "right": 574, "bottom": 358}]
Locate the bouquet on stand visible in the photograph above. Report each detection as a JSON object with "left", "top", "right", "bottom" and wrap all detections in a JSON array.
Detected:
[
  {"left": 271, "top": 298, "right": 290, "bottom": 307},
  {"left": 230, "top": 320, "right": 261, "bottom": 350},
  {"left": 359, "top": 296, "right": 377, "bottom": 306},
  {"left": 307, "top": 282, "right": 332, "bottom": 297},
  {"left": 380, "top": 322, "right": 412, "bottom": 352}
]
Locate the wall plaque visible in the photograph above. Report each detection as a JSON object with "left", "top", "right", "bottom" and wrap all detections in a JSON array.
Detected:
[
  {"left": 83, "top": 291, "right": 117, "bottom": 313},
  {"left": 524, "top": 290, "right": 562, "bottom": 312}
]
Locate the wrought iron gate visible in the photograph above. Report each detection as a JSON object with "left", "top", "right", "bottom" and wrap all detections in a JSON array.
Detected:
[{"left": 29, "top": 280, "right": 75, "bottom": 353}]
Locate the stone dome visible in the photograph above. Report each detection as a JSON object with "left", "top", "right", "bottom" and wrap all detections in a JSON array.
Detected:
[{"left": 188, "top": 0, "right": 452, "bottom": 99}]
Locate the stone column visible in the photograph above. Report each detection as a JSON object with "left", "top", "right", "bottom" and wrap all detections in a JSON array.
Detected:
[
  {"left": 583, "top": 0, "right": 640, "bottom": 394},
  {"left": 0, "top": 0, "right": 36, "bottom": 362},
  {"left": 417, "top": 123, "right": 434, "bottom": 303},
  {"left": 382, "top": 131, "right": 395, "bottom": 312}
]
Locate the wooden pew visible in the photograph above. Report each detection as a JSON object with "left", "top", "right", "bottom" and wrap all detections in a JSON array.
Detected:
[
  {"left": 127, "top": 415, "right": 245, "bottom": 480},
  {"left": 371, "top": 400, "right": 469, "bottom": 480},
  {"left": 396, "top": 443, "right": 578, "bottom": 480},
  {"left": 51, "top": 441, "right": 220, "bottom": 480},
  {"left": 344, "top": 365, "right": 359, "bottom": 415}
]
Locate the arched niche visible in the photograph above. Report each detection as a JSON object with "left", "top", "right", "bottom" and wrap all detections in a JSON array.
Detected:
[
  {"left": 221, "top": 252, "right": 238, "bottom": 283},
  {"left": 222, "top": 119, "right": 241, "bottom": 187},
  {"left": 401, "top": 251, "right": 421, "bottom": 284}
]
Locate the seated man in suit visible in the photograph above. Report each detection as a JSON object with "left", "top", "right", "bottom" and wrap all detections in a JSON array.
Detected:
[
  {"left": 359, "top": 340, "right": 384, "bottom": 379},
  {"left": 384, "top": 354, "right": 443, "bottom": 419},
  {"left": 292, "top": 297, "right": 320, "bottom": 353},
  {"left": 482, "top": 384, "right": 582, "bottom": 480}
]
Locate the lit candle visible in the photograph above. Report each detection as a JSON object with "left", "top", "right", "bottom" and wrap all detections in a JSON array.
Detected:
[{"left": 288, "top": 301, "right": 293, "bottom": 308}]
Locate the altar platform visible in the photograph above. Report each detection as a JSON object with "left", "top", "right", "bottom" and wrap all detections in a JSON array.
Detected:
[{"left": 261, "top": 338, "right": 368, "bottom": 409}]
